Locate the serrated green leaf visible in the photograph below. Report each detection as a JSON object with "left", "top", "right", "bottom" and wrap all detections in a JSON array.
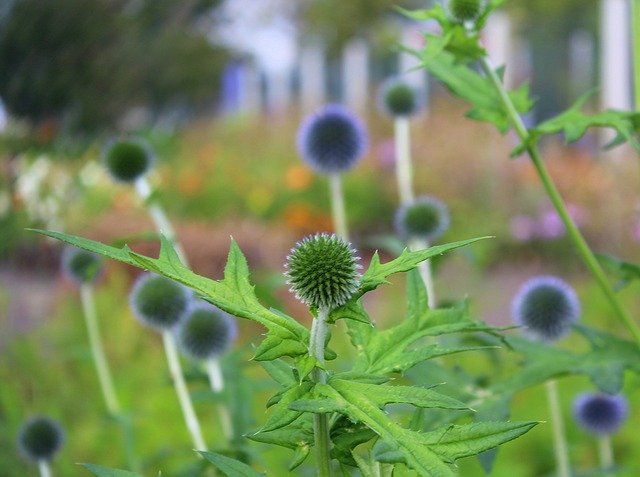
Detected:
[
  {"left": 247, "top": 414, "right": 314, "bottom": 464},
  {"left": 260, "top": 382, "right": 314, "bottom": 432},
  {"left": 597, "top": 253, "right": 640, "bottom": 290},
  {"left": 331, "top": 416, "right": 377, "bottom": 467},
  {"left": 31, "top": 230, "right": 309, "bottom": 361},
  {"left": 288, "top": 398, "right": 345, "bottom": 413},
  {"left": 359, "top": 237, "right": 490, "bottom": 296},
  {"left": 330, "top": 379, "right": 470, "bottom": 411},
  {"left": 258, "top": 360, "right": 296, "bottom": 387},
  {"left": 79, "top": 464, "right": 142, "bottom": 477},
  {"left": 198, "top": 451, "right": 264, "bottom": 477},
  {"left": 329, "top": 298, "right": 372, "bottom": 325},
  {"left": 288, "top": 444, "right": 311, "bottom": 471},
  {"left": 529, "top": 92, "right": 640, "bottom": 153},
  {"left": 331, "top": 372, "right": 390, "bottom": 385},
  {"left": 407, "top": 268, "right": 428, "bottom": 323},
  {"left": 295, "top": 355, "right": 318, "bottom": 383}
]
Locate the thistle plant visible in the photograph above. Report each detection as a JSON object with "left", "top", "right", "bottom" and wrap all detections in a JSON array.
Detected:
[
  {"left": 394, "top": 196, "right": 450, "bottom": 308},
  {"left": 399, "top": 0, "right": 640, "bottom": 345},
  {"left": 512, "top": 276, "right": 580, "bottom": 477},
  {"left": 297, "top": 104, "right": 367, "bottom": 241},
  {"left": 129, "top": 273, "right": 207, "bottom": 451},
  {"left": 177, "top": 302, "right": 238, "bottom": 441},
  {"left": 573, "top": 392, "right": 628, "bottom": 473},
  {"left": 17, "top": 416, "right": 64, "bottom": 477}
]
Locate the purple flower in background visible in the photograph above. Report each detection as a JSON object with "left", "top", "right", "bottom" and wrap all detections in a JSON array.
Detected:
[
  {"left": 573, "top": 393, "right": 628, "bottom": 436},
  {"left": 511, "top": 275, "right": 580, "bottom": 342},
  {"left": 510, "top": 215, "right": 537, "bottom": 242},
  {"left": 297, "top": 104, "right": 368, "bottom": 174},
  {"left": 376, "top": 139, "right": 396, "bottom": 169},
  {"left": 538, "top": 210, "right": 565, "bottom": 239}
]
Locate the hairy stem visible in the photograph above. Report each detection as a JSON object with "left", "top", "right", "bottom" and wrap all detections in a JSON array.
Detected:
[
  {"left": 309, "top": 307, "right": 332, "bottom": 477},
  {"left": 478, "top": 55, "right": 640, "bottom": 345},
  {"left": 394, "top": 117, "right": 414, "bottom": 205},
  {"left": 206, "top": 359, "right": 233, "bottom": 442},
  {"left": 162, "top": 331, "right": 207, "bottom": 451},
  {"left": 329, "top": 174, "right": 349, "bottom": 242},
  {"left": 38, "top": 461, "right": 52, "bottom": 477},
  {"left": 598, "top": 435, "right": 614, "bottom": 474},
  {"left": 545, "top": 380, "right": 571, "bottom": 477}
]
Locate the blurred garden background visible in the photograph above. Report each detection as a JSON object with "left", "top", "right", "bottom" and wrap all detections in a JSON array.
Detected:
[{"left": 2, "top": 0, "right": 640, "bottom": 475}]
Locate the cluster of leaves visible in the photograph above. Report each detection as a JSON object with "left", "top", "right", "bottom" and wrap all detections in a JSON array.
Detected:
[{"left": 34, "top": 229, "right": 537, "bottom": 476}]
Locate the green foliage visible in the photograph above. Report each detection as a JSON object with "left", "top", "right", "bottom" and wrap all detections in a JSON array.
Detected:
[
  {"left": 80, "top": 463, "right": 142, "bottom": 477},
  {"left": 198, "top": 451, "right": 264, "bottom": 477}
]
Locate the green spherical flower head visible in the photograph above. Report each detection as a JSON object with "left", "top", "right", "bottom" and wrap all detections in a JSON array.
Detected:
[
  {"left": 17, "top": 416, "right": 64, "bottom": 463},
  {"left": 449, "top": 0, "right": 483, "bottom": 22},
  {"left": 177, "top": 303, "right": 238, "bottom": 360},
  {"left": 130, "top": 273, "right": 191, "bottom": 330},
  {"left": 395, "top": 196, "right": 450, "bottom": 242},
  {"left": 285, "top": 233, "right": 361, "bottom": 310},
  {"left": 103, "top": 139, "right": 153, "bottom": 183},
  {"left": 381, "top": 80, "right": 421, "bottom": 117},
  {"left": 61, "top": 246, "right": 103, "bottom": 284}
]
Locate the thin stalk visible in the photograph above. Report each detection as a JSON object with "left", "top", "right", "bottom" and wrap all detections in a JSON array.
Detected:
[
  {"left": 545, "top": 380, "right": 571, "bottom": 477},
  {"left": 206, "top": 359, "right": 233, "bottom": 441},
  {"left": 598, "top": 435, "right": 614, "bottom": 474},
  {"left": 394, "top": 117, "right": 414, "bottom": 205},
  {"left": 79, "top": 284, "right": 120, "bottom": 415},
  {"left": 135, "top": 177, "right": 188, "bottom": 264},
  {"left": 309, "top": 307, "right": 332, "bottom": 477},
  {"left": 38, "top": 461, "right": 51, "bottom": 477},
  {"left": 329, "top": 174, "right": 349, "bottom": 242},
  {"left": 410, "top": 239, "right": 437, "bottom": 308},
  {"left": 633, "top": 0, "right": 640, "bottom": 111},
  {"left": 162, "top": 331, "right": 207, "bottom": 451},
  {"left": 478, "top": 55, "right": 640, "bottom": 345}
]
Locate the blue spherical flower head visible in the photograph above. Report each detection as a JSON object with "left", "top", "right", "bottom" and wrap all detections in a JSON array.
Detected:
[
  {"left": 379, "top": 78, "right": 423, "bottom": 118},
  {"left": 285, "top": 233, "right": 361, "bottom": 310},
  {"left": 511, "top": 276, "right": 580, "bottom": 342},
  {"left": 448, "top": 0, "right": 486, "bottom": 23},
  {"left": 177, "top": 302, "right": 238, "bottom": 361},
  {"left": 17, "top": 416, "right": 64, "bottom": 463},
  {"left": 61, "top": 246, "right": 103, "bottom": 284},
  {"left": 103, "top": 138, "right": 154, "bottom": 183},
  {"left": 130, "top": 273, "right": 191, "bottom": 331},
  {"left": 395, "top": 196, "right": 450, "bottom": 242},
  {"left": 297, "top": 104, "right": 368, "bottom": 174},
  {"left": 573, "top": 393, "right": 628, "bottom": 436}
]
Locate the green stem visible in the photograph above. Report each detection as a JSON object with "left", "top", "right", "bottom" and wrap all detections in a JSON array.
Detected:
[
  {"left": 545, "top": 380, "right": 571, "bottom": 477},
  {"left": 633, "top": 0, "right": 640, "bottom": 111},
  {"left": 329, "top": 174, "right": 349, "bottom": 242},
  {"left": 162, "top": 331, "right": 208, "bottom": 451},
  {"left": 478, "top": 55, "right": 640, "bottom": 346},
  {"left": 309, "top": 307, "right": 332, "bottom": 477},
  {"left": 394, "top": 117, "right": 414, "bottom": 205},
  {"left": 79, "top": 284, "right": 120, "bottom": 415},
  {"left": 598, "top": 435, "right": 614, "bottom": 474}
]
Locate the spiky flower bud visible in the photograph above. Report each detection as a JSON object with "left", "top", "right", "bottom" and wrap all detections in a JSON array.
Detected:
[
  {"left": 511, "top": 276, "right": 580, "bottom": 342},
  {"left": 449, "top": 0, "right": 484, "bottom": 23},
  {"left": 17, "top": 416, "right": 64, "bottom": 462},
  {"left": 395, "top": 196, "right": 450, "bottom": 242},
  {"left": 103, "top": 138, "right": 154, "bottom": 183},
  {"left": 61, "top": 246, "right": 103, "bottom": 284},
  {"left": 379, "top": 78, "right": 422, "bottom": 117},
  {"left": 573, "top": 393, "right": 628, "bottom": 436},
  {"left": 177, "top": 303, "right": 237, "bottom": 360},
  {"left": 297, "top": 104, "right": 368, "bottom": 174},
  {"left": 129, "top": 273, "right": 191, "bottom": 330},
  {"left": 285, "top": 233, "right": 361, "bottom": 310}
]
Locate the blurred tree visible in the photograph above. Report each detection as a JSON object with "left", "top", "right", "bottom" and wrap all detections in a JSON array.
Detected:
[{"left": 0, "top": 0, "right": 228, "bottom": 138}]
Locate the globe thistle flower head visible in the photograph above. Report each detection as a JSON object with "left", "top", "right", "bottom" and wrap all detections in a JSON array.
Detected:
[
  {"left": 103, "top": 138, "right": 154, "bottom": 183},
  {"left": 285, "top": 233, "right": 361, "bottom": 310},
  {"left": 297, "top": 104, "right": 368, "bottom": 174},
  {"left": 448, "top": 0, "right": 485, "bottom": 23},
  {"left": 61, "top": 246, "right": 103, "bottom": 284},
  {"left": 395, "top": 196, "right": 450, "bottom": 242},
  {"left": 17, "top": 416, "right": 64, "bottom": 462},
  {"left": 177, "top": 302, "right": 238, "bottom": 360},
  {"left": 511, "top": 275, "right": 580, "bottom": 342},
  {"left": 573, "top": 393, "right": 628, "bottom": 436},
  {"left": 379, "top": 78, "right": 423, "bottom": 118},
  {"left": 129, "top": 273, "right": 191, "bottom": 331}
]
